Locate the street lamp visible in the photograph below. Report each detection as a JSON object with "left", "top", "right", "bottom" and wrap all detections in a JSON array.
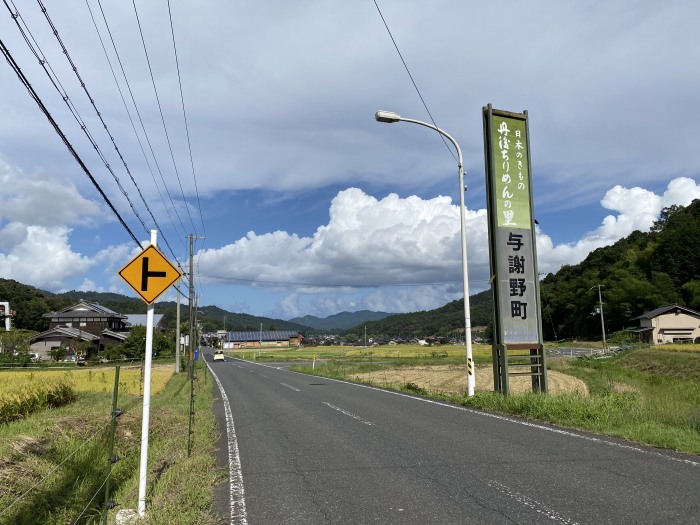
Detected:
[{"left": 374, "top": 110, "right": 475, "bottom": 396}]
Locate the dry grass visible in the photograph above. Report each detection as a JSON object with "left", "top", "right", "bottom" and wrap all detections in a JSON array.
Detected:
[
  {"left": 354, "top": 364, "right": 588, "bottom": 396},
  {"left": 608, "top": 381, "right": 639, "bottom": 394}
]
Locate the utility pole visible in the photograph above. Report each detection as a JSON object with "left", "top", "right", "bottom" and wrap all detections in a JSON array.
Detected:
[
  {"left": 222, "top": 313, "right": 227, "bottom": 349},
  {"left": 195, "top": 294, "right": 200, "bottom": 354},
  {"left": 175, "top": 284, "right": 181, "bottom": 373},
  {"left": 184, "top": 234, "right": 206, "bottom": 377},
  {"left": 591, "top": 284, "right": 607, "bottom": 350},
  {"left": 188, "top": 234, "right": 195, "bottom": 380}
]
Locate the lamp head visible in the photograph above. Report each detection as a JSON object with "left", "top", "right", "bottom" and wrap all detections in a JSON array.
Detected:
[{"left": 375, "top": 110, "right": 401, "bottom": 123}]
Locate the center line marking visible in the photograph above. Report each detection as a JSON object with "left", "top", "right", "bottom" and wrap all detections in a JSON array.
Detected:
[
  {"left": 322, "top": 402, "right": 374, "bottom": 426},
  {"left": 281, "top": 383, "right": 300, "bottom": 392}
]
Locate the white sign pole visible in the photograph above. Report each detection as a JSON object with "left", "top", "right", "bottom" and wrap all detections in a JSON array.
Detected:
[{"left": 138, "top": 230, "right": 157, "bottom": 516}]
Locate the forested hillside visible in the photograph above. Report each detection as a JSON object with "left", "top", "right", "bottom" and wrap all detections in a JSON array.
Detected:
[
  {"left": 0, "top": 279, "right": 69, "bottom": 331},
  {"left": 540, "top": 200, "right": 700, "bottom": 340},
  {"left": 346, "top": 290, "right": 493, "bottom": 340}
]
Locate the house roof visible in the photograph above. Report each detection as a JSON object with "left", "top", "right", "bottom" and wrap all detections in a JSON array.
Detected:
[
  {"left": 226, "top": 330, "right": 301, "bottom": 342},
  {"left": 44, "top": 300, "right": 127, "bottom": 319},
  {"left": 102, "top": 329, "right": 130, "bottom": 341},
  {"left": 30, "top": 326, "right": 101, "bottom": 343},
  {"left": 636, "top": 304, "right": 700, "bottom": 320}
]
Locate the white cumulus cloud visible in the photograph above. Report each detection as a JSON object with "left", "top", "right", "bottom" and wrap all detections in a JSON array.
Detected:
[
  {"left": 0, "top": 225, "right": 92, "bottom": 290},
  {"left": 198, "top": 187, "right": 490, "bottom": 290},
  {"left": 536, "top": 177, "right": 700, "bottom": 274},
  {"left": 0, "top": 157, "right": 102, "bottom": 226}
]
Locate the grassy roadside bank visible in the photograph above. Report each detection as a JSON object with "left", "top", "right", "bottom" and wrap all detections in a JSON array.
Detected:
[
  {"left": 291, "top": 348, "right": 700, "bottom": 455},
  {"left": 0, "top": 361, "right": 222, "bottom": 524}
]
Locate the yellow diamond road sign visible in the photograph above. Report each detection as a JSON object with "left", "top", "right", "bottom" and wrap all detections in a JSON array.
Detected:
[{"left": 118, "top": 245, "right": 182, "bottom": 305}]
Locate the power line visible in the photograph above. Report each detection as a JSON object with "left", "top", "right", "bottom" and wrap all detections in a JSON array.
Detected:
[
  {"left": 34, "top": 0, "right": 185, "bottom": 268},
  {"left": 166, "top": 0, "right": 207, "bottom": 238},
  {"left": 93, "top": 0, "right": 191, "bottom": 249},
  {"left": 372, "top": 0, "right": 457, "bottom": 161},
  {"left": 0, "top": 36, "right": 141, "bottom": 247},
  {"left": 6, "top": 0, "right": 150, "bottom": 232},
  {"left": 6, "top": 0, "right": 189, "bottom": 273},
  {"left": 131, "top": 0, "right": 198, "bottom": 236}
]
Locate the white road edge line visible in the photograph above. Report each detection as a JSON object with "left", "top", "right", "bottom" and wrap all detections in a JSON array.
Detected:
[
  {"left": 208, "top": 363, "right": 248, "bottom": 525},
  {"left": 242, "top": 359, "right": 700, "bottom": 468},
  {"left": 488, "top": 480, "right": 580, "bottom": 524},
  {"left": 322, "top": 401, "right": 374, "bottom": 426}
]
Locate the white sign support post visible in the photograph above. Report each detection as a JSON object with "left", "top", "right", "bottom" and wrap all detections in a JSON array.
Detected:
[
  {"left": 138, "top": 230, "right": 157, "bottom": 517},
  {"left": 116, "top": 229, "right": 181, "bottom": 520}
]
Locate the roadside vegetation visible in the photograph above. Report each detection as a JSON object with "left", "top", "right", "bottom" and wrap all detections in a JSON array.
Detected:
[
  {"left": 284, "top": 344, "right": 700, "bottom": 455},
  {"left": 0, "top": 360, "right": 222, "bottom": 524}
]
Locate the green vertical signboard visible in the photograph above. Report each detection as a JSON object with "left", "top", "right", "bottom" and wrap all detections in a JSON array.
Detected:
[
  {"left": 483, "top": 105, "right": 546, "bottom": 394},
  {"left": 491, "top": 116, "right": 532, "bottom": 230}
]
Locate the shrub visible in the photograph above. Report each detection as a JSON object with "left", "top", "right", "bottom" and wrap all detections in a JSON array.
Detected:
[{"left": 404, "top": 382, "right": 428, "bottom": 395}]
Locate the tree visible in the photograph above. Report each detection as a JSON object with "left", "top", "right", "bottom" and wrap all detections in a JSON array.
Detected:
[
  {"left": 682, "top": 280, "right": 700, "bottom": 311},
  {"left": 651, "top": 204, "right": 683, "bottom": 232},
  {"left": 49, "top": 347, "right": 64, "bottom": 362},
  {"left": 112, "top": 326, "right": 175, "bottom": 359},
  {"left": 0, "top": 329, "right": 31, "bottom": 355}
]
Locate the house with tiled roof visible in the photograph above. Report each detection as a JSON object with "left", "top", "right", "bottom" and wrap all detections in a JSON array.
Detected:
[
  {"left": 30, "top": 300, "right": 132, "bottom": 360},
  {"left": 633, "top": 304, "right": 700, "bottom": 344}
]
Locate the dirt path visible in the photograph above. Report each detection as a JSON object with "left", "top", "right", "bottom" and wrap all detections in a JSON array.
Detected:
[{"left": 354, "top": 365, "right": 588, "bottom": 395}]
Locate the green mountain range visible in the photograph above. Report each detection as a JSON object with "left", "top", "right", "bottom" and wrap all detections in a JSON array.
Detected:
[{"left": 289, "top": 310, "right": 392, "bottom": 330}]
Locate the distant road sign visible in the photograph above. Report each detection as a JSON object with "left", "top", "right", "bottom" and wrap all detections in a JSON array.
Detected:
[{"left": 118, "top": 245, "right": 182, "bottom": 304}]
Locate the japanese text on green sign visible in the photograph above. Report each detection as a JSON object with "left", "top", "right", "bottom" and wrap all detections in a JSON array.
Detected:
[{"left": 492, "top": 115, "right": 531, "bottom": 229}]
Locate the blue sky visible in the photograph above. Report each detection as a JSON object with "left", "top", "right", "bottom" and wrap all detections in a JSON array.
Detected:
[{"left": 1, "top": 1, "right": 699, "bottom": 320}]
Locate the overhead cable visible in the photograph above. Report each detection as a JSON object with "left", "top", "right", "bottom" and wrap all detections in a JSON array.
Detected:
[
  {"left": 131, "top": 0, "right": 198, "bottom": 236},
  {"left": 93, "top": 0, "right": 191, "bottom": 249},
  {"left": 372, "top": 0, "right": 457, "bottom": 161},
  {"left": 4, "top": 0, "right": 149, "bottom": 235},
  {"left": 0, "top": 37, "right": 141, "bottom": 247},
  {"left": 33, "top": 0, "right": 184, "bottom": 268},
  {"left": 166, "top": 0, "right": 207, "bottom": 238}
]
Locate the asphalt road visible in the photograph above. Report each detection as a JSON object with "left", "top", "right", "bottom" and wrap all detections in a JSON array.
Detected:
[{"left": 205, "top": 352, "right": 699, "bottom": 525}]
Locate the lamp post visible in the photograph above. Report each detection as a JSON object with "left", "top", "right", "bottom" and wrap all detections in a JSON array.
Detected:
[{"left": 375, "top": 110, "right": 474, "bottom": 396}]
